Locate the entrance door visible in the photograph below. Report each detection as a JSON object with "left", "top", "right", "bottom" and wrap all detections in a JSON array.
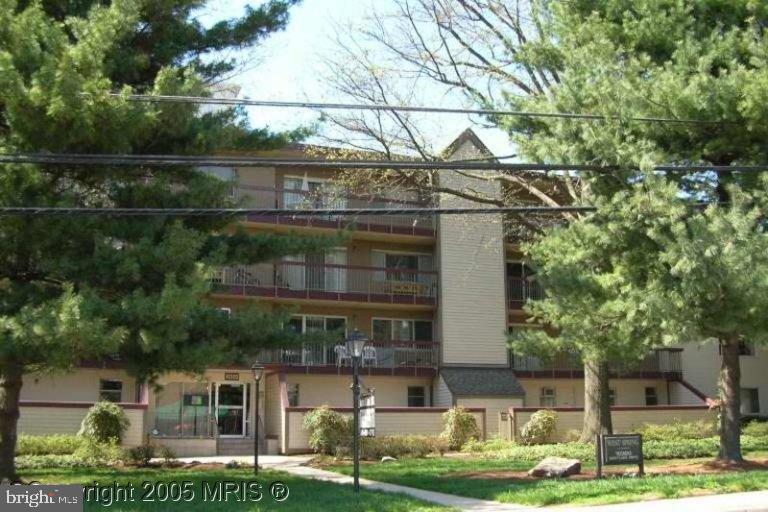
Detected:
[{"left": 215, "top": 383, "right": 246, "bottom": 437}]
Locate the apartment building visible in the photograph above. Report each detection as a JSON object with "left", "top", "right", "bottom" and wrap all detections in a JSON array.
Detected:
[{"left": 17, "top": 129, "right": 765, "bottom": 455}]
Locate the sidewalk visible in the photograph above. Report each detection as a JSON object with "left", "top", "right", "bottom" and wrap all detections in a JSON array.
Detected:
[{"left": 175, "top": 455, "right": 768, "bottom": 512}]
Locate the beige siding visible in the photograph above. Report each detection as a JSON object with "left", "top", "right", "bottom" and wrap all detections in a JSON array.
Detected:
[
  {"left": 284, "top": 374, "right": 432, "bottom": 408},
  {"left": 438, "top": 138, "right": 508, "bottom": 366},
  {"left": 150, "top": 438, "right": 216, "bottom": 457},
  {"left": 264, "top": 374, "right": 281, "bottom": 437},
  {"left": 285, "top": 408, "right": 485, "bottom": 452},
  {"left": 456, "top": 397, "right": 523, "bottom": 438},
  {"left": 22, "top": 369, "right": 137, "bottom": 402},
  {"left": 510, "top": 407, "right": 716, "bottom": 442},
  {"left": 518, "top": 379, "right": 670, "bottom": 407},
  {"left": 18, "top": 406, "right": 144, "bottom": 446}
]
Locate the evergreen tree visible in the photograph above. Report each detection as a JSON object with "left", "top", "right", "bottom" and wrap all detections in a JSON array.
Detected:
[
  {"left": 508, "top": 0, "right": 768, "bottom": 459},
  {"left": 0, "top": 0, "right": 329, "bottom": 479}
]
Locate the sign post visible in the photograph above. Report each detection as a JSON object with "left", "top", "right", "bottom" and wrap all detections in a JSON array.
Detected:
[
  {"left": 359, "top": 390, "right": 375, "bottom": 437},
  {"left": 596, "top": 434, "right": 644, "bottom": 478}
]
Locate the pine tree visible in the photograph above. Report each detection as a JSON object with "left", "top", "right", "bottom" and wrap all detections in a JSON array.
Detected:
[
  {"left": 508, "top": 0, "right": 768, "bottom": 459},
  {"left": 0, "top": 0, "right": 328, "bottom": 479}
]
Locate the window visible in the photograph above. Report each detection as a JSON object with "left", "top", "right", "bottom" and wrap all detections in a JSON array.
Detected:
[
  {"left": 645, "top": 387, "right": 658, "bottom": 406},
  {"left": 407, "top": 386, "right": 426, "bottom": 407},
  {"left": 372, "top": 319, "right": 433, "bottom": 341},
  {"left": 288, "top": 384, "right": 300, "bottom": 407},
  {"left": 288, "top": 315, "right": 346, "bottom": 337},
  {"left": 199, "top": 166, "right": 236, "bottom": 198},
  {"left": 741, "top": 388, "right": 760, "bottom": 415},
  {"left": 371, "top": 251, "right": 433, "bottom": 283},
  {"left": 99, "top": 380, "right": 123, "bottom": 403},
  {"left": 608, "top": 389, "right": 616, "bottom": 407},
  {"left": 539, "top": 387, "right": 556, "bottom": 407}
]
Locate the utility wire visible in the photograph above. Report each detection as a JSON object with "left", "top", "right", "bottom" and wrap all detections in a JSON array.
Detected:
[
  {"left": 96, "top": 93, "right": 725, "bottom": 125},
  {"left": 2, "top": 153, "right": 764, "bottom": 173},
  {"left": 0, "top": 206, "right": 595, "bottom": 217}
]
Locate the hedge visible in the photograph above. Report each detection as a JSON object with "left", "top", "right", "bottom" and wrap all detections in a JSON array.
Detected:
[{"left": 16, "top": 435, "right": 84, "bottom": 456}]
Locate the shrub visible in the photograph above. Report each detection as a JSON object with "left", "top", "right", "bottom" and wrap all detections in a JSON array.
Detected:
[
  {"left": 519, "top": 410, "right": 558, "bottom": 445},
  {"left": 17, "top": 435, "right": 83, "bottom": 456},
  {"left": 441, "top": 407, "right": 480, "bottom": 450},
  {"left": 743, "top": 421, "right": 768, "bottom": 437},
  {"left": 632, "top": 419, "right": 716, "bottom": 441},
  {"left": 123, "top": 444, "right": 155, "bottom": 466},
  {"left": 73, "top": 437, "right": 123, "bottom": 466},
  {"left": 302, "top": 406, "right": 353, "bottom": 455},
  {"left": 360, "top": 435, "right": 448, "bottom": 460},
  {"left": 15, "top": 455, "right": 88, "bottom": 469},
  {"left": 563, "top": 429, "right": 582, "bottom": 443},
  {"left": 157, "top": 445, "right": 177, "bottom": 465},
  {"left": 78, "top": 401, "right": 129, "bottom": 443}
]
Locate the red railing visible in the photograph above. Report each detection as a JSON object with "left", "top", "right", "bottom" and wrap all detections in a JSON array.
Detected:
[
  {"left": 212, "top": 261, "right": 438, "bottom": 305},
  {"left": 235, "top": 185, "right": 435, "bottom": 236},
  {"left": 259, "top": 339, "right": 440, "bottom": 369}
]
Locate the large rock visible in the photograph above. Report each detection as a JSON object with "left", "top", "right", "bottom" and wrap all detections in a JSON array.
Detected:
[{"left": 528, "top": 457, "right": 581, "bottom": 478}]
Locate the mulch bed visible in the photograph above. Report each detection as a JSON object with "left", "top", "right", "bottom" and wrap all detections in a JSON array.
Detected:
[{"left": 449, "top": 458, "right": 768, "bottom": 482}]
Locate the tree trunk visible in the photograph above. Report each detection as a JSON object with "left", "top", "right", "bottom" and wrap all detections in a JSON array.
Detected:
[
  {"left": 718, "top": 337, "right": 743, "bottom": 462},
  {"left": 0, "top": 361, "right": 23, "bottom": 482},
  {"left": 580, "top": 356, "right": 613, "bottom": 442}
]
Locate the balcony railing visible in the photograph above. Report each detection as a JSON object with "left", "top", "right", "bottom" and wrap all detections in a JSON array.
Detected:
[
  {"left": 258, "top": 339, "right": 439, "bottom": 371},
  {"left": 507, "top": 277, "right": 545, "bottom": 309},
  {"left": 511, "top": 348, "right": 683, "bottom": 379},
  {"left": 212, "top": 262, "right": 438, "bottom": 305},
  {"left": 236, "top": 185, "right": 435, "bottom": 236}
]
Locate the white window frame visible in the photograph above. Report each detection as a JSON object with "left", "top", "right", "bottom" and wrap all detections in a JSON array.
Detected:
[
  {"left": 539, "top": 387, "right": 556, "bottom": 407},
  {"left": 407, "top": 386, "right": 426, "bottom": 407},
  {"left": 99, "top": 379, "right": 123, "bottom": 403}
]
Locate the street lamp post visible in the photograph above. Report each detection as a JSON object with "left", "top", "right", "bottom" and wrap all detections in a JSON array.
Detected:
[
  {"left": 346, "top": 329, "right": 368, "bottom": 494},
  {"left": 251, "top": 363, "right": 265, "bottom": 476}
]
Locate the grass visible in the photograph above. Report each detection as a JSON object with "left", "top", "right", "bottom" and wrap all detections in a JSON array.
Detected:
[
  {"left": 23, "top": 467, "right": 454, "bottom": 511},
  {"left": 322, "top": 453, "right": 768, "bottom": 507}
]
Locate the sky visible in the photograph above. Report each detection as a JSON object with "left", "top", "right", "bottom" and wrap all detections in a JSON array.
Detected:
[{"left": 199, "top": 0, "right": 514, "bottom": 156}]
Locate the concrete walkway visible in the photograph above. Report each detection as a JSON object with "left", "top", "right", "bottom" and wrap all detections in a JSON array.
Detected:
[{"left": 172, "top": 455, "right": 768, "bottom": 512}]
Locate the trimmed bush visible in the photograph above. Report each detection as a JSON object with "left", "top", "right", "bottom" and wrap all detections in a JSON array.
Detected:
[
  {"left": 17, "top": 435, "right": 83, "bottom": 456},
  {"left": 632, "top": 419, "right": 716, "bottom": 441},
  {"left": 519, "top": 410, "right": 558, "bottom": 445},
  {"left": 123, "top": 444, "right": 155, "bottom": 466},
  {"left": 302, "top": 406, "right": 353, "bottom": 455},
  {"left": 360, "top": 435, "right": 448, "bottom": 460},
  {"left": 743, "top": 421, "right": 768, "bottom": 437},
  {"left": 73, "top": 437, "right": 123, "bottom": 466},
  {"left": 441, "top": 407, "right": 480, "bottom": 450},
  {"left": 78, "top": 401, "right": 129, "bottom": 443}
]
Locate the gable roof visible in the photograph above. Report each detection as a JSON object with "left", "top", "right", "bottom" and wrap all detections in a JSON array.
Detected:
[
  {"left": 440, "top": 367, "right": 526, "bottom": 397},
  {"left": 442, "top": 128, "right": 495, "bottom": 161}
]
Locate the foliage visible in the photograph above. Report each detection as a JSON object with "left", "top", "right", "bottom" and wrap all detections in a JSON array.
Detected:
[
  {"left": 72, "top": 437, "right": 123, "bottom": 466},
  {"left": 123, "top": 445, "right": 155, "bottom": 467},
  {"left": 440, "top": 407, "right": 480, "bottom": 450},
  {"left": 632, "top": 420, "right": 717, "bottom": 441},
  {"left": 360, "top": 435, "right": 448, "bottom": 461},
  {"left": 302, "top": 406, "right": 353, "bottom": 455},
  {"left": 15, "top": 455, "right": 89, "bottom": 470},
  {"left": 463, "top": 436, "right": 768, "bottom": 462},
  {"left": 157, "top": 445, "right": 177, "bottom": 465},
  {"left": 519, "top": 410, "right": 558, "bottom": 445},
  {"left": 16, "top": 435, "right": 83, "bottom": 456},
  {"left": 78, "top": 402, "right": 129, "bottom": 443},
  {"left": 743, "top": 421, "right": 768, "bottom": 438}
]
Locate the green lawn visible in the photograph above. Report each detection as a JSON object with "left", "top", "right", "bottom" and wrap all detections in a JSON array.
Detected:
[
  {"left": 322, "top": 454, "right": 768, "bottom": 507},
  {"left": 24, "top": 467, "right": 453, "bottom": 511}
]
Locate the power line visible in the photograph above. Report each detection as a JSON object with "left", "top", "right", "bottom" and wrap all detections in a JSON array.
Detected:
[
  {"left": 2, "top": 153, "right": 765, "bottom": 173},
  {"left": 0, "top": 206, "right": 596, "bottom": 217},
  {"left": 96, "top": 93, "right": 726, "bottom": 125}
]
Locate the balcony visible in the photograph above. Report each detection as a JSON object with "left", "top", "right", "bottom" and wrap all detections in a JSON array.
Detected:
[
  {"left": 212, "top": 262, "right": 438, "bottom": 306},
  {"left": 511, "top": 348, "right": 683, "bottom": 380},
  {"left": 259, "top": 339, "right": 439, "bottom": 376},
  {"left": 236, "top": 185, "right": 435, "bottom": 237},
  {"left": 507, "top": 277, "right": 545, "bottom": 309}
]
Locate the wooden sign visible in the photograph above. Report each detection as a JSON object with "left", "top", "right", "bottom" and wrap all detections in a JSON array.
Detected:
[
  {"left": 596, "top": 434, "right": 644, "bottom": 478},
  {"left": 224, "top": 372, "right": 240, "bottom": 381}
]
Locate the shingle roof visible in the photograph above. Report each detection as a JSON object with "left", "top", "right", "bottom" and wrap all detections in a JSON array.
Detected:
[{"left": 440, "top": 367, "right": 526, "bottom": 397}]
